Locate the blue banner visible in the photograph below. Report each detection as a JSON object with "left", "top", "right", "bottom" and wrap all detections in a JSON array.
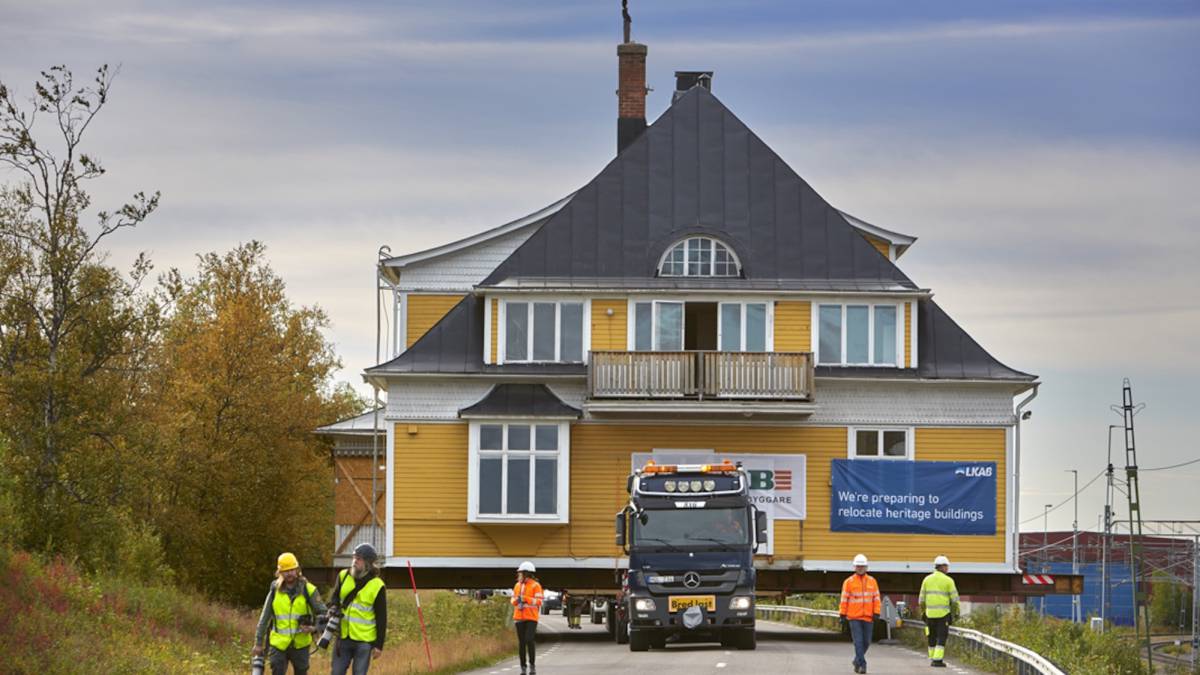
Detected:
[{"left": 830, "top": 459, "right": 996, "bottom": 535}]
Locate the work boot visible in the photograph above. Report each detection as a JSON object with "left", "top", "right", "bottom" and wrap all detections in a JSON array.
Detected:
[{"left": 932, "top": 661, "right": 946, "bottom": 668}]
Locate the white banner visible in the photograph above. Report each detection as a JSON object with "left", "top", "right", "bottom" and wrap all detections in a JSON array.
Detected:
[{"left": 631, "top": 451, "right": 807, "bottom": 556}]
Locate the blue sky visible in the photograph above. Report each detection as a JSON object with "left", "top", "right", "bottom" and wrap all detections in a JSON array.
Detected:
[{"left": 2, "top": 1, "right": 1198, "bottom": 534}]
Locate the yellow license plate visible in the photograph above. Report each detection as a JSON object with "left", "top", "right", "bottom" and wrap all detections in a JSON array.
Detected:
[{"left": 669, "top": 595, "right": 716, "bottom": 612}]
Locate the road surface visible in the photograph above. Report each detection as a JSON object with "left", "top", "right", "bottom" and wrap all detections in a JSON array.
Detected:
[{"left": 462, "top": 612, "right": 984, "bottom": 674}]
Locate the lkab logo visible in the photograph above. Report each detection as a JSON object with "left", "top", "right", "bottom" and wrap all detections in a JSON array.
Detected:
[
  {"left": 748, "top": 469, "right": 792, "bottom": 491},
  {"left": 955, "top": 465, "right": 993, "bottom": 478}
]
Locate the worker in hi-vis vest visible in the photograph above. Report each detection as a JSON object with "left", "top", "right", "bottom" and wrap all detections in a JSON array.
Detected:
[
  {"left": 839, "top": 554, "right": 881, "bottom": 674},
  {"left": 512, "top": 561, "right": 544, "bottom": 675},
  {"left": 919, "top": 555, "right": 961, "bottom": 668},
  {"left": 252, "top": 552, "right": 327, "bottom": 675}
]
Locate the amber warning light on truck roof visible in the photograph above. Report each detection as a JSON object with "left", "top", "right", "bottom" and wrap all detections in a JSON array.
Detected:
[{"left": 640, "top": 459, "right": 739, "bottom": 475}]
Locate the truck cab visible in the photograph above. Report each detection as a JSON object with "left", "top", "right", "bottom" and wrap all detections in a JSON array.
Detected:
[{"left": 615, "top": 460, "right": 768, "bottom": 651}]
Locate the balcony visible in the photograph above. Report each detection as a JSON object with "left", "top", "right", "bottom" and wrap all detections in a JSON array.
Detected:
[{"left": 586, "top": 351, "right": 815, "bottom": 417}]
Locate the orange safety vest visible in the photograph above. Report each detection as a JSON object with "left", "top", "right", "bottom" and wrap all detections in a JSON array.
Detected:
[
  {"left": 511, "top": 579, "right": 544, "bottom": 622},
  {"left": 839, "top": 573, "right": 881, "bottom": 621}
]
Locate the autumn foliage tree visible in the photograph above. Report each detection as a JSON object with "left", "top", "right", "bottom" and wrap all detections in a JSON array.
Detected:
[
  {"left": 148, "top": 242, "right": 361, "bottom": 603},
  {"left": 0, "top": 65, "right": 161, "bottom": 566},
  {"left": 1, "top": 66, "right": 363, "bottom": 602}
]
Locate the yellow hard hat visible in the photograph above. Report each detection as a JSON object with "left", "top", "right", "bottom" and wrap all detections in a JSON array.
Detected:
[{"left": 277, "top": 552, "right": 300, "bottom": 572}]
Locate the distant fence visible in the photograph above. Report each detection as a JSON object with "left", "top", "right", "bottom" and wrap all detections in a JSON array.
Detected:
[{"left": 757, "top": 604, "right": 1066, "bottom": 675}]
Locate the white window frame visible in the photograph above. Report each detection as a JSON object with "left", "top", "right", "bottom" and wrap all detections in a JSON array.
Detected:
[
  {"left": 626, "top": 297, "right": 774, "bottom": 352},
  {"left": 813, "top": 301, "right": 903, "bottom": 367},
  {"left": 498, "top": 298, "right": 590, "bottom": 364},
  {"left": 717, "top": 301, "right": 773, "bottom": 352},
  {"left": 656, "top": 237, "right": 742, "bottom": 278},
  {"left": 467, "top": 420, "right": 571, "bottom": 524},
  {"left": 847, "top": 426, "right": 914, "bottom": 461}
]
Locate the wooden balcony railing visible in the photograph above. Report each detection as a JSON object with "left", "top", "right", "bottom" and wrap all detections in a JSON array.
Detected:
[{"left": 588, "top": 351, "right": 814, "bottom": 401}]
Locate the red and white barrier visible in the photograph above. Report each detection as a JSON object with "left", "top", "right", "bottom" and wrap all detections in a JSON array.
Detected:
[{"left": 1022, "top": 574, "right": 1055, "bottom": 585}]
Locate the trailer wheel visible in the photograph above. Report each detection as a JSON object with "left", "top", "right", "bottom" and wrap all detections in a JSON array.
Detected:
[
  {"left": 629, "top": 628, "right": 650, "bottom": 652},
  {"left": 737, "top": 627, "right": 757, "bottom": 650}
]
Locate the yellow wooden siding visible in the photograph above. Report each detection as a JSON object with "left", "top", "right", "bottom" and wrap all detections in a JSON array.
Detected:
[
  {"left": 773, "top": 301, "right": 811, "bottom": 352},
  {"left": 489, "top": 298, "right": 499, "bottom": 363},
  {"left": 904, "top": 302, "right": 913, "bottom": 368},
  {"left": 405, "top": 294, "right": 464, "bottom": 348},
  {"left": 392, "top": 424, "right": 1007, "bottom": 563},
  {"left": 393, "top": 423, "right": 501, "bottom": 555},
  {"left": 863, "top": 234, "right": 891, "bottom": 259},
  {"left": 590, "top": 299, "right": 628, "bottom": 352},
  {"left": 802, "top": 427, "right": 1007, "bottom": 564}
]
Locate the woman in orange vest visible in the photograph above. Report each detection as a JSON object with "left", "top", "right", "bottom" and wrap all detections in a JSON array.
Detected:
[
  {"left": 512, "top": 561, "right": 544, "bottom": 675},
  {"left": 839, "top": 554, "right": 881, "bottom": 674}
]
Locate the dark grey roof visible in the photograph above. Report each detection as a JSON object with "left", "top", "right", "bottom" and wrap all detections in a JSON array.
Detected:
[
  {"left": 481, "top": 86, "right": 914, "bottom": 290},
  {"left": 459, "top": 384, "right": 581, "bottom": 418},
  {"left": 917, "top": 299, "right": 1035, "bottom": 381},
  {"left": 366, "top": 295, "right": 587, "bottom": 376}
]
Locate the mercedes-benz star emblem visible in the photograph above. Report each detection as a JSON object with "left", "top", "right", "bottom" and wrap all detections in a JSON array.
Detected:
[{"left": 683, "top": 572, "right": 701, "bottom": 588}]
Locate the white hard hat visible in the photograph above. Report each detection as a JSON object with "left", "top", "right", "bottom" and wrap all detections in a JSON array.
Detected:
[
  {"left": 934, "top": 555, "right": 950, "bottom": 567},
  {"left": 517, "top": 561, "right": 536, "bottom": 573},
  {"left": 852, "top": 554, "right": 869, "bottom": 566}
]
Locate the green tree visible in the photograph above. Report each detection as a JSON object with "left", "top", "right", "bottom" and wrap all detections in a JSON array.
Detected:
[
  {"left": 0, "top": 65, "right": 160, "bottom": 566},
  {"left": 1149, "top": 570, "right": 1192, "bottom": 631},
  {"left": 149, "top": 242, "right": 362, "bottom": 603}
]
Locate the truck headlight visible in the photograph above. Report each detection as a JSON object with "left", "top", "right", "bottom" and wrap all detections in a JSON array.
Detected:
[
  {"left": 634, "top": 598, "right": 657, "bottom": 612},
  {"left": 729, "top": 596, "right": 752, "bottom": 610},
  {"left": 664, "top": 480, "right": 676, "bottom": 492}
]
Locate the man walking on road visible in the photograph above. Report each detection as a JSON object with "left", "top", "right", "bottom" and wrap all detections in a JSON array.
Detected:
[
  {"left": 512, "top": 561, "right": 544, "bottom": 675},
  {"left": 919, "top": 555, "right": 960, "bottom": 668},
  {"left": 252, "top": 552, "right": 327, "bottom": 674},
  {"left": 840, "top": 554, "right": 881, "bottom": 674},
  {"left": 331, "top": 543, "right": 387, "bottom": 675}
]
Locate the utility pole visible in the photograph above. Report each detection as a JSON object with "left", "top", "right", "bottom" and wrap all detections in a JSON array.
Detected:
[
  {"left": 1067, "top": 469, "right": 1079, "bottom": 622},
  {"left": 1186, "top": 536, "right": 1199, "bottom": 671},
  {"left": 1044, "top": 503, "right": 1053, "bottom": 617},
  {"left": 1112, "top": 379, "right": 1152, "bottom": 672},
  {"left": 1102, "top": 424, "right": 1120, "bottom": 626}
]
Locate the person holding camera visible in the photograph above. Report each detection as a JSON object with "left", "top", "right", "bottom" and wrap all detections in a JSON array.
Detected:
[
  {"left": 252, "top": 552, "right": 327, "bottom": 675},
  {"left": 330, "top": 542, "right": 387, "bottom": 675}
]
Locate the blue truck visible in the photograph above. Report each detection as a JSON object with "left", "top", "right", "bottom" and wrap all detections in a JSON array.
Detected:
[{"left": 613, "top": 460, "right": 768, "bottom": 651}]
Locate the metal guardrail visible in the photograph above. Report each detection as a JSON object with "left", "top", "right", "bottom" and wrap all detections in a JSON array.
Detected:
[{"left": 757, "top": 605, "right": 1067, "bottom": 675}]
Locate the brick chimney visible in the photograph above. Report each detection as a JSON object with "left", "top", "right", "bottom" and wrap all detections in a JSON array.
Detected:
[{"left": 617, "top": 41, "right": 648, "bottom": 154}]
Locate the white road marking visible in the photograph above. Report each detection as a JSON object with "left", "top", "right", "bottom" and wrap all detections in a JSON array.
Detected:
[{"left": 716, "top": 663, "right": 727, "bottom": 668}]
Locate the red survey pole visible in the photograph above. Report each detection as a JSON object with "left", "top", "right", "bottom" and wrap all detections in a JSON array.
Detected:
[{"left": 407, "top": 560, "right": 434, "bottom": 670}]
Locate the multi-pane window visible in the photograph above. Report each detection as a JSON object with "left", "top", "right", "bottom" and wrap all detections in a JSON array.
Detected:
[
  {"left": 504, "top": 301, "right": 585, "bottom": 363},
  {"left": 658, "top": 237, "right": 741, "bottom": 277},
  {"left": 632, "top": 301, "right": 684, "bottom": 351},
  {"left": 474, "top": 422, "right": 566, "bottom": 520},
  {"left": 850, "top": 428, "right": 911, "bottom": 460},
  {"left": 718, "top": 303, "right": 768, "bottom": 351},
  {"left": 817, "top": 304, "right": 900, "bottom": 366}
]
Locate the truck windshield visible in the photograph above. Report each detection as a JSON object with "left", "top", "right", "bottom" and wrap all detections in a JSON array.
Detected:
[{"left": 633, "top": 507, "right": 749, "bottom": 548}]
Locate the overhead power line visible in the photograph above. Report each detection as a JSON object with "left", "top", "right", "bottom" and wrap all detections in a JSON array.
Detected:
[{"left": 1021, "top": 468, "right": 1105, "bottom": 525}]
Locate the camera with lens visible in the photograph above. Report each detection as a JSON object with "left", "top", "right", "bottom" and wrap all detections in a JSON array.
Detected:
[{"left": 317, "top": 607, "right": 342, "bottom": 650}]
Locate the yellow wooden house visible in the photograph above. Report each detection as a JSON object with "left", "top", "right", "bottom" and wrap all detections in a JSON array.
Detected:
[{"left": 326, "top": 45, "right": 1038, "bottom": 594}]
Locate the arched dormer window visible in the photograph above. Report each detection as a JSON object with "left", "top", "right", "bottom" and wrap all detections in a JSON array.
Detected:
[{"left": 657, "top": 236, "right": 741, "bottom": 277}]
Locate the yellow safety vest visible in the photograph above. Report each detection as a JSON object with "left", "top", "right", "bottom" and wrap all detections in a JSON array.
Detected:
[
  {"left": 919, "top": 571, "right": 960, "bottom": 619},
  {"left": 269, "top": 581, "right": 317, "bottom": 650},
  {"left": 339, "top": 570, "right": 385, "bottom": 643}
]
